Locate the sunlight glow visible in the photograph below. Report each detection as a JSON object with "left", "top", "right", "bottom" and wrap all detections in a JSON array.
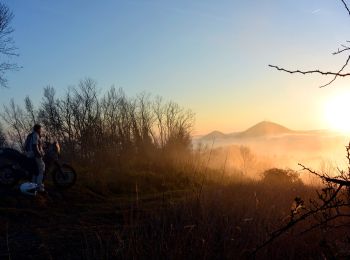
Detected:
[{"left": 324, "top": 91, "right": 350, "bottom": 133}]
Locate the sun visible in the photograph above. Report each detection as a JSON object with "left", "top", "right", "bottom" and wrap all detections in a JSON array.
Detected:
[{"left": 324, "top": 92, "right": 350, "bottom": 133}]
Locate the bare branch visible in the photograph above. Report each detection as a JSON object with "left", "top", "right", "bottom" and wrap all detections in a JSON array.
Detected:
[
  {"left": 320, "top": 55, "right": 350, "bottom": 87},
  {"left": 341, "top": 0, "right": 350, "bottom": 16},
  {"left": 269, "top": 1, "right": 350, "bottom": 87},
  {"left": 268, "top": 64, "right": 350, "bottom": 78},
  {"left": 253, "top": 196, "right": 346, "bottom": 255},
  {"left": 298, "top": 164, "right": 350, "bottom": 186},
  {"left": 268, "top": 63, "right": 350, "bottom": 88},
  {"left": 333, "top": 44, "right": 350, "bottom": 55},
  {"left": 0, "top": 3, "right": 19, "bottom": 87}
]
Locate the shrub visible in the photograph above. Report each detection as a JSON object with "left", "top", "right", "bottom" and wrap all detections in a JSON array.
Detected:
[{"left": 261, "top": 168, "right": 302, "bottom": 186}]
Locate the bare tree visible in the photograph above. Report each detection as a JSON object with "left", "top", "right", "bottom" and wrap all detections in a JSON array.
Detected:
[
  {"left": 1, "top": 99, "right": 32, "bottom": 149},
  {"left": 0, "top": 122, "right": 6, "bottom": 147},
  {"left": 38, "top": 87, "right": 63, "bottom": 140},
  {"left": 1, "top": 79, "right": 195, "bottom": 169},
  {"left": 24, "top": 96, "right": 36, "bottom": 123},
  {"left": 0, "top": 3, "right": 19, "bottom": 87}
]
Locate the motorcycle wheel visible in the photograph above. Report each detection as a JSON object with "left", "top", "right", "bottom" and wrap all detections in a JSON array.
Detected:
[
  {"left": 0, "top": 165, "right": 20, "bottom": 187},
  {"left": 52, "top": 164, "right": 77, "bottom": 189}
]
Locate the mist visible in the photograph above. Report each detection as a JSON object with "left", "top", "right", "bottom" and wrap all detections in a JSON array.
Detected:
[{"left": 193, "top": 121, "right": 350, "bottom": 183}]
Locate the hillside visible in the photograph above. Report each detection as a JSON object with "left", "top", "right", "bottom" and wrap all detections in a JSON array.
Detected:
[
  {"left": 201, "top": 130, "right": 227, "bottom": 140},
  {"left": 237, "top": 121, "right": 293, "bottom": 138}
]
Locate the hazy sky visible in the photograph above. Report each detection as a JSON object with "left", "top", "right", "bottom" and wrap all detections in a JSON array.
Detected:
[{"left": 1, "top": 0, "right": 350, "bottom": 134}]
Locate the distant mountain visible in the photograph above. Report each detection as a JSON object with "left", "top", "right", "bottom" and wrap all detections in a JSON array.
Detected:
[
  {"left": 199, "top": 121, "right": 339, "bottom": 142},
  {"left": 203, "top": 130, "right": 227, "bottom": 140},
  {"left": 201, "top": 121, "right": 294, "bottom": 140},
  {"left": 237, "top": 121, "right": 293, "bottom": 138}
]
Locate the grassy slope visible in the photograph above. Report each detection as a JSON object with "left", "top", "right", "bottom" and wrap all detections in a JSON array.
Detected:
[{"left": 2, "top": 174, "right": 347, "bottom": 259}]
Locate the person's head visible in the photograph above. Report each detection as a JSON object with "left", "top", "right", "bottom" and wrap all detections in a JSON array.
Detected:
[{"left": 33, "top": 124, "right": 42, "bottom": 135}]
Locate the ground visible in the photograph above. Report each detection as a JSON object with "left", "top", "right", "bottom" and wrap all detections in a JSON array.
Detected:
[
  {"left": 0, "top": 184, "right": 187, "bottom": 259},
  {"left": 0, "top": 180, "right": 348, "bottom": 259}
]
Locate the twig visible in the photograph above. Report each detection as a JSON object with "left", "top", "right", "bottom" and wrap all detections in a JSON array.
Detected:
[
  {"left": 341, "top": 0, "right": 350, "bottom": 16},
  {"left": 252, "top": 182, "right": 344, "bottom": 256},
  {"left": 333, "top": 44, "right": 350, "bottom": 55},
  {"left": 268, "top": 1, "right": 350, "bottom": 88},
  {"left": 268, "top": 65, "right": 350, "bottom": 78},
  {"left": 252, "top": 198, "right": 346, "bottom": 256},
  {"left": 299, "top": 164, "right": 350, "bottom": 186},
  {"left": 319, "top": 55, "right": 350, "bottom": 87}
]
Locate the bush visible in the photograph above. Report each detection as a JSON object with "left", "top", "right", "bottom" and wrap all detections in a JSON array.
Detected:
[{"left": 261, "top": 168, "right": 302, "bottom": 186}]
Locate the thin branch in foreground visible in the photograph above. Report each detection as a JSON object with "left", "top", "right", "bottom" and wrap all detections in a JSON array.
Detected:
[
  {"left": 333, "top": 44, "right": 350, "bottom": 55},
  {"left": 320, "top": 55, "right": 350, "bottom": 87},
  {"left": 268, "top": 64, "right": 350, "bottom": 88},
  {"left": 298, "top": 164, "right": 350, "bottom": 186},
  {"left": 341, "top": 0, "right": 350, "bottom": 16},
  {"left": 251, "top": 199, "right": 346, "bottom": 256},
  {"left": 252, "top": 161, "right": 350, "bottom": 256},
  {"left": 268, "top": 65, "right": 350, "bottom": 77}
]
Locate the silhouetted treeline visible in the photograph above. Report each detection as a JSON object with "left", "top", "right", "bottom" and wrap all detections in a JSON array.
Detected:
[
  {"left": 0, "top": 79, "right": 195, "bottom": 169},
  {"left": 0, "top": 123, "right": 5, "bottom": 147}
]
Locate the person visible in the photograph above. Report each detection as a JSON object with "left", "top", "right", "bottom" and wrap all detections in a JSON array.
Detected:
[{"left": 24, "top": 124, "right": 45, "bottom": 192}]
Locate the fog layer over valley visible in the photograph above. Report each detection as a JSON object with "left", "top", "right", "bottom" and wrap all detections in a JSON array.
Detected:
[{"left": 194, "top": 121, "right": 350, "bottom": 182}]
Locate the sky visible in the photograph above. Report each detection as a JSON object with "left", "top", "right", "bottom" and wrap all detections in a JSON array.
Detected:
[{"left": 1, "top": 0, "right": 350, "bottom": 135}]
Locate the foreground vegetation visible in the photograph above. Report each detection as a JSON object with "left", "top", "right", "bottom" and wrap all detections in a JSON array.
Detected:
[{"left": 1, "top": 167, "right": 348, "bottom": 259}]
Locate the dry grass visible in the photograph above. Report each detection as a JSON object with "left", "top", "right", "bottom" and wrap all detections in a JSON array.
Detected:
[{"left": 1, "top": 171, "right": 345, "bottom": 259}]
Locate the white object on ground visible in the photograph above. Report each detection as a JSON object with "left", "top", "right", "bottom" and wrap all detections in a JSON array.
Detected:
[{"left": 19, "top": 182, "right": 38, "bottom": 196}]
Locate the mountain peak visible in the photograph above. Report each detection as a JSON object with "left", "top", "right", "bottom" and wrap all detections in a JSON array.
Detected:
[
  {"left": 200, "top": 121, "right": 294, "bottom": 141},
  {"left": 238, "top": 121, "right": 291, "bottom": 138},
  {"left": 202, "top": 130, "right": 226, "bottom": 140}
]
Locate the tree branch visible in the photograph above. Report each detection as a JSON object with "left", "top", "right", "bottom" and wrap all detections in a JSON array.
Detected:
[
  {"left": 252, "top": 196, "right": 346, "bottom": 256},
  {"left": 320, "top": 55, "right": 350, "bottom": 87},
  {"left": 268, "top": 0, "right": 350, "bottom": 88},
  {"left": 299, "top": 164, "right": 350, "bottom": 186},
  {"left": 341, "top": 0, "right": 350, "bottom": 16},
  {"left": 268, "top": 65, "right": 350, "bottom": 78}
]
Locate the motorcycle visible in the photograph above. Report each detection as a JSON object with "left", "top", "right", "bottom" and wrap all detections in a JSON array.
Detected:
[{"left": 0, "top": 141, "right": 77, "bottom": 189}]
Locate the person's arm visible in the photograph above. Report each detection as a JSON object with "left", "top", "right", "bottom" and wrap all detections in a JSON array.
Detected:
[{"left": 32, "top": 144, "right": 41, "bottom": 158}]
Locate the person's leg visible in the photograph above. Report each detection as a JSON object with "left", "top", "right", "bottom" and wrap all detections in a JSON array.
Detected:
[
  {"left": 30, "top": 158, "right": 39, "bottom": 183},
  {"left": 35, "top": 158, "right": 45, "bottom": 191}
]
